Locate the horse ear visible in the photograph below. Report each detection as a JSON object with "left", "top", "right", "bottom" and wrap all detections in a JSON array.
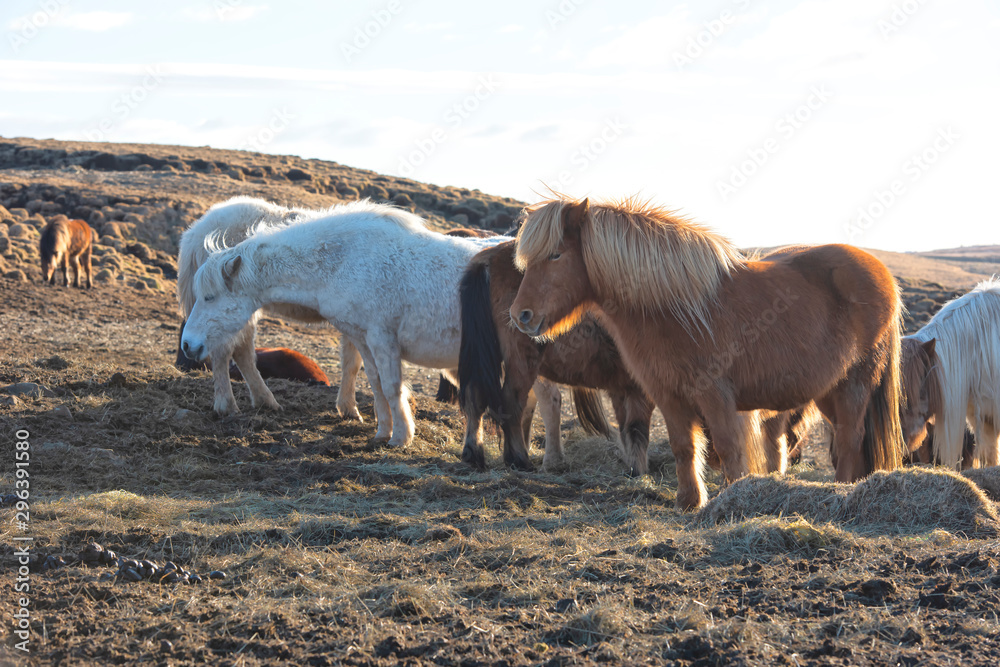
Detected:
[
  {"left": 222, "top": 255, "right": 242, "bottom": 290},
  {"left": 564, "top": 198, "right": 590, "bottom": 236},
  {"left": 922, "top": 337, "right": 936, "bottom": 356}
]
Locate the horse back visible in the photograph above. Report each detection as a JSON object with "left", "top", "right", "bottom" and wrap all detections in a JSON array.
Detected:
[{"left": 65, "top": 219, "right": 94, "bottom": 255}]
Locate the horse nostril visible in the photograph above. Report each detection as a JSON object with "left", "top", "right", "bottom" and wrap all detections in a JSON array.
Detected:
[
  {"left": 518, "top": 309, "right": 533, "bottom": 325},
  {"left": 182, "top": 341, "right": 190, "bottom": 354}
]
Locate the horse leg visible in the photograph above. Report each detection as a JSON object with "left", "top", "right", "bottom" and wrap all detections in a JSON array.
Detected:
[
  {"left": 61, "top": 252, "right": 70, "bottom": 287},
  {"left": 698, "top": 395, "right": 766, "bottom": 484},
  {"left": 350, "top": 338, "right": 392, "bottom": 441},
  {"left": 975, "top": 417, "right": 999, "bottom": 468},
  {"left": 762, "top": 411, "right": 790, "bottom": 474},
  {"left": 82, "top": 244, "right": 93, "bottom": 289},
  {"left": 460, "top": 370, "right": 490, "bottom": 470},
  {"left": 818, "top": 379, "right": 870, "bottom": 482},
  {"left": 660, "top": 401, "right": 708, "bottom": 511},
  {"left": 231, "top": 324, "right": 281, "bottom": 411},
  {"left": 499, "top": 369, "right": 536, "bottom": 471},
  {"left": 364, "top": 331, "right": 413, "bottom": 447},
  {"left": 209, "top": 343, "right": 240, "bottom": 415},
  {"left": 612, "top": 391, "right": 653, "bottom": 476},
  {"left": 533, "top": 379, "right": 564, "bottom": 471},
  {"left": 336, "top": 337, "right": 364, "bottom": 421},
  {"left": 522, "top": 387, "right": 538, "bottom": 447}
]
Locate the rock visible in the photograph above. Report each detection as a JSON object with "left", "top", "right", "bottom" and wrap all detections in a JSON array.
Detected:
[
  {"left": 208, "top": 570, "right": 227, "bottom": 580},
  {"left": 173, "top": 408, "right": 195, "bottom": 421},
  {"left": 225, "top": 168, "right": 244, "bottom": 181},
  {"left": 392, "top": 192, "right": 412, "bottom": 207},
  {"left": 0, "top": 204, "right": 10, "bottom": 219},
  {"left": 4, "top": 382, "right": 54, "bottom": 398},
  {"left": 0, "top": 237, "right": 9, "bottom": 252},
  {"left": 89, "top": 210, "right": 106, "bottom": 226},
  {"left": 160, "top": 640, "right": 174, "bottom": 653},
  {"left": 286, "top": 168, "right": 312, "bottom": 181},
  {"left": 134, "top": 164, "right": 153, "bottom": 171},
  {"left": 8, "top": 208, "right": 29, "bottom": 220},
  {"left": 107, "top": 372, "right": 129, "bottom": 388},
  {"left": 49, "top": 405, "right": 73, "bottom": 420},
  {"left": 0, "top": 395, "right": 19, "bottom": 407},
  {"left": 7, "top": 223, "right": 33, "bottom": 238},
  {"left": 94, "top": 268, "right": 116, "bottom": 283},
  {"left": 451, "top": 213, "right": 469, "bottom": 226},
  {"left": 4, "top": 269, "right": 27, "bottom": 282}
]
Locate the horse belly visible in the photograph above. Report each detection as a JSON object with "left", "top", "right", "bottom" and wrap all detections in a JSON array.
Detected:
[{"left": 397, "top": 322, "right": 461, "bottom": 369}]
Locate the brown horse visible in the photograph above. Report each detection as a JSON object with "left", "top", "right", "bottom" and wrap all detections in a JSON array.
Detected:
[
  {"left": 510, "top": 197, "right": 905, "bottom": 510},
  {"left": 175, "top": 323, "right": 329, "bottom": 385},
  {"left": 458, "top": 240, "right": 655, "bottom": 473},
  {"left": 39, "top": 218, "right": 94, "bottom": 288},
  {"left": 900, "top": 337, "right": 941, "bottom": 454}
]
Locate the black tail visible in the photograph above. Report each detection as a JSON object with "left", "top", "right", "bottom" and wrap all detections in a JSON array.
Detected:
[
  {"left": 572, "top": 387, "right": 612, "bottom": 439},
  {"left": 435, "top": 375, "right": 460, "bottom": 404},
  {"left": 458, "top": 262, "right": 504, "bottom": 418}
]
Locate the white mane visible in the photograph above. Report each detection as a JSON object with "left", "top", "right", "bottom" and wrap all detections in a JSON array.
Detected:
[{"left": 910, "top": 276, "right": 1000, "bottom": 467}]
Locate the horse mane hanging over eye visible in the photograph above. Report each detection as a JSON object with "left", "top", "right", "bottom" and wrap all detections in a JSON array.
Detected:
[{"left": 516, "top": 195, "right": 745, "bottom": 334}]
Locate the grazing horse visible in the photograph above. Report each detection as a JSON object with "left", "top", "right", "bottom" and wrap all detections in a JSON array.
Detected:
[
  {"left": 901, "top": 278, "right": 1000, "bottom": 468},
  {"left": 39, "top": 218, "right": 94, "bottom": 288},
  {"left": 181, "top": 200, "right": 508, "bottom": 447},
  {"left": 458, "top": 240, "right": 655, "bottom": 473},
  {"left": 510, "top": 196, "right": 904, "bottom": 510},
  {"left": 174, "top": 324, "right": 329, "bottom": 385},
  {"left": 177, "top": 197, "right": 363, "bottom": 417}
]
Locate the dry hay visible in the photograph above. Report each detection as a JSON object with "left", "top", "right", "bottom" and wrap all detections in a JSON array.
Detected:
[
  {"left": 843, "top": 468, "right": 998, "bottom": 535},
  {"left": 698, "top": 468, "right": 999, "bottom": 537},
  {"left": 696, "top": 474, "right": 847, "bottom": 525},
  {"left": 963, "top": 466, "right": 1000, "bottom": 502}
]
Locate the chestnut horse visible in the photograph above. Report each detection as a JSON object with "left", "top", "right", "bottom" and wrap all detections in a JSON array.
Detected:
[
  {"left": 510, "top": 197, "right": 905, "bottom": 510},
  {"left": 458, "top": 240, "right": 655, "bottom": 473},
  {"left": 40, "top": 218, "right": 94, "bottom": 288},
  {"left": 900, "top": 278, "right": 1000, "bottom": 468},
  {"left": 175, "top": 323, "right": 329, "bottom": 385}
]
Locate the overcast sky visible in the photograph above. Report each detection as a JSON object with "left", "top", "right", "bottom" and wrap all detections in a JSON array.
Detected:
[{"left": 2, "top": 0, "right": 998, "bottom": 251}]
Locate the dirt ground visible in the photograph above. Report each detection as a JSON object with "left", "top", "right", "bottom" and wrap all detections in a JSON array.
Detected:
[{"left": 2, "top": 138, "right": 1000, "bottom": 666}]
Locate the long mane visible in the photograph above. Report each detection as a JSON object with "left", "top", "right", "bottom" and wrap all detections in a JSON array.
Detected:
[
  {"left": 910, "top": 276, "right": 1000, "bottom": 467},
  {"left": 515, "top": 195, "right": 744, "bottom": 333}
]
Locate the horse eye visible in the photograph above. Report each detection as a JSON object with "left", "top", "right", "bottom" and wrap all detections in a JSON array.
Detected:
[
  {"left": 549, "top": 252, "right": 562, "bottom": 261},
  {"left": 204, "top": 294, "right": 216, "bottom": 303}
]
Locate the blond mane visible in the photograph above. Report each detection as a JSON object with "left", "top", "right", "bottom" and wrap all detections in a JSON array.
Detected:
[{"left": 515, "top": 196, "right": 744, "bottom": 333}]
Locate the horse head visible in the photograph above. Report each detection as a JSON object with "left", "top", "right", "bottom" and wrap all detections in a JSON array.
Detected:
[
  {"left": 510, "top": 198, "right": 596, "bottom": 339},
  {"left": 900, "top": 336, "right": 940, "bottom": 452},
  {"left": 180, "top": 252, "right": 257, "bottom": 363}
]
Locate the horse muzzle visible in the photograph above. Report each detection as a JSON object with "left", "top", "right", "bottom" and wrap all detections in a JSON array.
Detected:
[{"left": 181, "top": 339, "right": 207, "bottom": 362}]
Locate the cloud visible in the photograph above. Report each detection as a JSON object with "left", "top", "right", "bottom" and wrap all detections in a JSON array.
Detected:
[
  {"left": 54, "top": 11, "right": 134, "bottom": 32},
  {"left": 181, "top": 4, "right": 268, "bottom": 23},
  {"left": 7, "top": 10, "right": 134, "bottom": 32}
]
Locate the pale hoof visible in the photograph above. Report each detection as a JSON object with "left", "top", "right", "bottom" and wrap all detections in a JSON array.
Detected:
[{"left": 213, "top": 397, "right": 239, "bottom": 416}]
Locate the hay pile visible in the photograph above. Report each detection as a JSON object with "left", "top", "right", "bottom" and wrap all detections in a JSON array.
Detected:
[
  {"left": 963, "top": 467, "right": 1000, "bottom": 502},
  {"left": 699, "top": 468, "right": 999, "bottom": 536}
]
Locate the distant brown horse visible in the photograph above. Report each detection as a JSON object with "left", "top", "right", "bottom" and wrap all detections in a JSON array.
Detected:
[
  {"left": 40, "top": 218, "right": 94, "bottom": 288},
  {"left": 175, "top": 323, "right": 329, "bottom": 385},
  {"left": 511, "top": 196, "right": 905, "bottom": 510},
  {"left": 458, "top": 240, "right": 655, "bottom": 473}
]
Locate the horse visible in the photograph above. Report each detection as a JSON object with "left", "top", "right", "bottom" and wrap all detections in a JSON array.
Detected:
[
  {"left": 510, "top": 196, "right": 905, "bottom": 510},
  {"left": 177, "top": 197, "right": 363, "bottom": 417},
  {"left": 180, "top": 199, "right": 509, "bottom": 447},
  {"left": 39, "top": 218, "right": 94, "bottom": 288},
  {"left": 900, "top": 278, "right": 1000, "bottom": 468},
  {"left": 174, "top": 323, "right": 329, "bottom": 385},
  {"left": 458, "top": 240, "right": 655, "bottom": 473}
]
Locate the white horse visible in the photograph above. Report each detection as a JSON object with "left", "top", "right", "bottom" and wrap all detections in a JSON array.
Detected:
[
  {"left": 177, "top": 197, "right": 364, "bottom": 417},
  {"left": 181, "top": 199, "right": 511, "bottom": 447},
  {"left": 905, "top": 277, "right": 1000, "bottom": 468}
]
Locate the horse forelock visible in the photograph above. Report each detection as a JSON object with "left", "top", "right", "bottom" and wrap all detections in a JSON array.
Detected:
[
  {"left": 513, "top": 199, "right": 567, "bottom": 271},
  {"left": 901, "top": 337, "right": 942, "bottom": 414}
]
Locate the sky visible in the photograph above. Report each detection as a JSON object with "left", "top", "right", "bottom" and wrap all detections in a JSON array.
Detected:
[{"left": 1, "top": 0, "right": 998, "bottom": 251}]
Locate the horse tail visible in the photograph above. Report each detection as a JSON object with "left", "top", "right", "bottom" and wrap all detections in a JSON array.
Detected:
[
  {"left": 572, "top": 387, "right": 612, "bottom": 439},
  {"left": 435, "top": 375, "right": 461, "bottom": 404},
  {"left": 458, "top": 261, "right": 504, "bottom": 418},
  {"left": 863, "top": 318, "right": 906, "bottom": 473}
]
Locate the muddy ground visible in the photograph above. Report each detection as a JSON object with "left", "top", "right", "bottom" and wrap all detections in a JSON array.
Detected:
[{"left": 2, "top": 138, "right": 1000, "bottom": 666}]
